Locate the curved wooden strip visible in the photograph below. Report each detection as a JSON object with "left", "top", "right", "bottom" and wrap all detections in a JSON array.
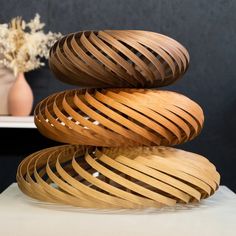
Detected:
[
  {"left": 17, "top": 145, "right": 220, "bottom": 209},
  {"left": 49, "top": 30, "right": 189, "bottom": 88}
]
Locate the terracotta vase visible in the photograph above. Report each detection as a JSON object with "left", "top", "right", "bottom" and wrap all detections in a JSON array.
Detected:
[{"left": 8, "top": 73, "right": 33, "bottom": 116}]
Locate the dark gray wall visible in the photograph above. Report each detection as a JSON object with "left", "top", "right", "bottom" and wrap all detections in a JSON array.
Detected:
[{"left": 1, "top": 0, "right": 236, "bottom": 192}]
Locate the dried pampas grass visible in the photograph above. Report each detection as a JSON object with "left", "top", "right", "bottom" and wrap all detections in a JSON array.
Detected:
[{"left": 0, "top": 14, "right": 61, "bottom": 76}]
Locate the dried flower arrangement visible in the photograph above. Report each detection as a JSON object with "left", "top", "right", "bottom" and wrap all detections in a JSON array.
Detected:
[{"left": 0, "top": 14, "right": 61, "bottom": 76}]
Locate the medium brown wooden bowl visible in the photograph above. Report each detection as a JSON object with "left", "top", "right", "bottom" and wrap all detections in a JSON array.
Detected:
[
  {"left": 34, "top": 89, "right": 204, "bottom": 147},
  {"left": 49, "top": 30, "right": 189, "bottom": 88}
]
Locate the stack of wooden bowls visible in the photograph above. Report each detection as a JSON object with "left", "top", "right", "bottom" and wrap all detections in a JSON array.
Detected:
[{"left": 17, "top": 30, "right": 220, "bottom": 209}]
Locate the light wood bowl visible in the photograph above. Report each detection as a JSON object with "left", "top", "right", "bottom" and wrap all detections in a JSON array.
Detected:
[{"left": 17, "top": 145, "right": 220, "bottom": 209}]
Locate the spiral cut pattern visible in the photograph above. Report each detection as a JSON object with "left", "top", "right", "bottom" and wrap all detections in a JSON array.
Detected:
[
  {"left": 49, "top": 30, "right": 189, "bottom": 88},
  {"left": 34, "top": 89, "right": 204, "bottom": 147},
  {"left": 17, "top": 145, "right": 220, "bottom": 209}
]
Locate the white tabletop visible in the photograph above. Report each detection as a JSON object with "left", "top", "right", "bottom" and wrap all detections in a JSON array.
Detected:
[{"left": 0, "top": 183, "right": 235, "bottom": 236}]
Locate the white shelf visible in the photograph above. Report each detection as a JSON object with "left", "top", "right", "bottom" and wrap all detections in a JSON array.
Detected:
[{"left": 0, "top": 116, "right": 36, "bottom": 128}]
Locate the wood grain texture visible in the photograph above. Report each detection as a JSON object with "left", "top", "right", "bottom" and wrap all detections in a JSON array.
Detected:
[
  {"left": 49, "top": 30, "right": 189, "bottom": 88},
  {"left": 34, "top": 89, "right": 204, "bottom": 147},
  {"left": 17, "top": 145, "right": 220, "bottom": 209}
]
